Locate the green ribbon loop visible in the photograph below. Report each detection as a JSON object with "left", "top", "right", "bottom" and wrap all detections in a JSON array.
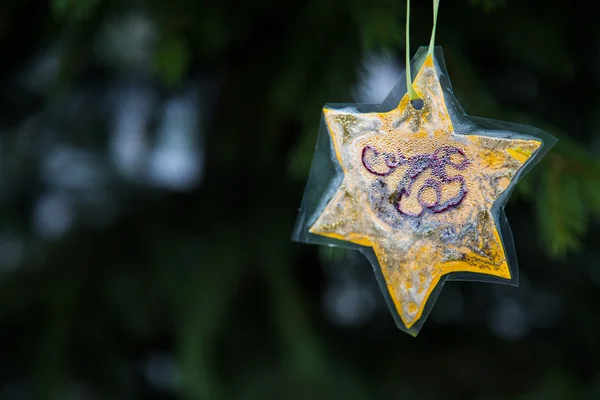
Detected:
[{"left": 428, "top": 0, "right": 440, "bottom": 56}]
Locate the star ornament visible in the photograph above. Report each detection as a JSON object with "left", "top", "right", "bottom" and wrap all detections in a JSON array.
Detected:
[{"left": 292, "top": 47, "right": 556, "bottom": 335}]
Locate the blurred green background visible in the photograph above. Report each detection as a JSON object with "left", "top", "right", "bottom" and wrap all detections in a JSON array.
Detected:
[{"left": 0, "top": 0, "right": 599, "bottom": 399}]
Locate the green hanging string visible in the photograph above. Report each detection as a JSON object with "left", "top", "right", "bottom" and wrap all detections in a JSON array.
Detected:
[
  {"left": 428, "top": 0, "right": 440, "bottom": 56},
  {"left": 405, "top": 0, "right": 419, "bottom": 100}
]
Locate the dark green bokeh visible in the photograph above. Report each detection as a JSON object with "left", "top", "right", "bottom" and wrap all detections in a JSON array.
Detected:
[{"left": 0, "top": 0, "right": 599, "bottom": 399}]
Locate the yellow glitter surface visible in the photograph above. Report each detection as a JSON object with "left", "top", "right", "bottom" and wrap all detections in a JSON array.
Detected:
[{"left": 309, "top": 55, "right": 542, "bottom": 329}]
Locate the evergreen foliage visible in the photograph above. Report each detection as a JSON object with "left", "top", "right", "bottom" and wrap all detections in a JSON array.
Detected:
[{"left": 0, "top": 0, "right": 597, "bottom": 398}]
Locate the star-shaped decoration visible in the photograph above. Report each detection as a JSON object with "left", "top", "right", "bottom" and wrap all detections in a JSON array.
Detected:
[{"left": 293, "top": 47, "right": 556, "bottom": 335}]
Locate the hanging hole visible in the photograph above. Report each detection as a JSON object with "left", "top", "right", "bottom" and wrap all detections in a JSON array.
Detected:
[{"left": 410, "top": 99, "right": 424, "bottom": 110}]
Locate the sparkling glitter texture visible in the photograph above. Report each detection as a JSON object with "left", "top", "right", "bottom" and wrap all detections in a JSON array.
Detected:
[{"left": 294, "top": 47, "right": 555, "bottom": 334}]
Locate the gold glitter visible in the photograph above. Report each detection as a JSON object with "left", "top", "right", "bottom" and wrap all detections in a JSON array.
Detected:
[{"left": 309, "top": 55, "right": 542, "bottom": 329}]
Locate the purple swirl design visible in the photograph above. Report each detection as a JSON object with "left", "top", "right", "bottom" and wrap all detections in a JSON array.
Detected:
[{"left": 361, "top": 145, "right": 470, "bottom": 217}]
